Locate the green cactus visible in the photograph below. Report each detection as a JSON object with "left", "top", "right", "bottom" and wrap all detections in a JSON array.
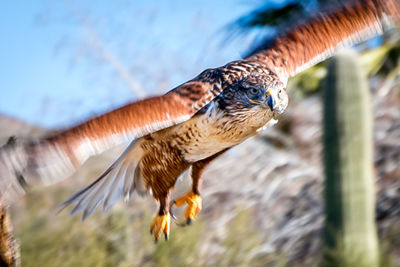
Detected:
[{"left": 322, "top": 50, "right": 379, "bottom": 267}]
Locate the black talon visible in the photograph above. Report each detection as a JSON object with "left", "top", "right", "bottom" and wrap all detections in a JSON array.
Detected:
[
  {"left": 169, "top": 201, "right": 176, "bottom": 215},
  {"left": 154, "top": 238, "right": 158, "bottom": 244},
  {"left": 169, "top": 200, "right": 178, "bottom": 220},
  {"left": 170, "top": 210, "right": 177, "bottom": 220},
  {"left": 168, "top": 199, "right": 190, "bottom": 227},
  {"left": 186, "top": 218, "right": 192, "bottom": 225},
  {"left": 164, "top": 233, "right": 169, "bottom": 241}
]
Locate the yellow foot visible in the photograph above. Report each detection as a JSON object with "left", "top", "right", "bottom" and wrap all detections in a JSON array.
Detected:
[
  {"left": 171, "top": 191, "right": 202, "bottom": 225},
  {"left": 150, "top": 213, "right": 170, "bottom": 241}
]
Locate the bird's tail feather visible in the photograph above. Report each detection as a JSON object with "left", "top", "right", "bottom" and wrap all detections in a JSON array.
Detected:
[
  {"left": 59, "top": 139, "right": 148, "bottom": 220},
  {"left": 0, "top": 136, "right": 79, "bottom": 206}
]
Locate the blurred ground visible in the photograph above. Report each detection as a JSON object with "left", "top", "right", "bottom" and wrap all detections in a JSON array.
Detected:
[{"left": 1, "top": 78, "right": 400, "bottom": 266}]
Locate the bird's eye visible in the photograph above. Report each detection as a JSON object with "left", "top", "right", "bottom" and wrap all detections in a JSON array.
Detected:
[{"left": 248, "top": 87, "right": 260, "bottom": 96}]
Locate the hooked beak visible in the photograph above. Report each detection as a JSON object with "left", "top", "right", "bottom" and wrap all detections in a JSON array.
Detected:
[{"left": 265, "top": 90, "right": 275, "bottom": 111}]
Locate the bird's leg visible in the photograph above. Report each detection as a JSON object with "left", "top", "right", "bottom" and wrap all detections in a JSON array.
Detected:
[
  {"left": 150, "top": 196, "right": 171, "bottom": 241},
  {"left": 172, "top": 163, "right": 204, "bottom": 225},
  {"left": 171, "top": 149, "right": 228, "bottom": 225}
]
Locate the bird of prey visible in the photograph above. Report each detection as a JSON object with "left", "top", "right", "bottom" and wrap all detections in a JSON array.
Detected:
[{"left": 0, "top": 0, "right": 399, "bottom": 241}]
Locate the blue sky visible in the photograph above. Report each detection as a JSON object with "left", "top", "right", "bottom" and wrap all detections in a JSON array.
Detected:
[{"left": 0, "top": 0, "right": 264, "bottom": 128}]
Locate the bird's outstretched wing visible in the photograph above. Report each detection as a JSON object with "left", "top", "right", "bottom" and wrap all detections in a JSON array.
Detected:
[
  {"left": 0, "top": 73, "right": 223, "bottom": 206},
  {"left": 248, "top": 0, "right": 400, "bottom": 81},
  {"left": 56, "top": 75, "right": 223, "bottom": 163}
]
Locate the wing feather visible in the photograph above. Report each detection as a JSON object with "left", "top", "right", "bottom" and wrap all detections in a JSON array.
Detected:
[
  {"left": 59, "top": 139, "right": 145, "bottom": 219},
  {"left": 102, "top": 164, "right": 128, "bottom": 212},
  {"left": 122, "top": 163, "right": 137, "bottom": 201},
  {"left": 248, "top": 0, "right": 400, "bottom": 80},
  {"left": 133, "top": 164, "right": 148, "bottom": 197}
]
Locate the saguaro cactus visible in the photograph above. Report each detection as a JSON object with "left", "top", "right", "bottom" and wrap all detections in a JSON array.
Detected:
[{"left": 322, "top": 50, "right": 379, "bottom": 267}]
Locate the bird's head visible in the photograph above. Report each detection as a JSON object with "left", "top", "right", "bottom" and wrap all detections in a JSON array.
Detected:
[{"left": 218, "top": 72, "right": 288, "bottom": 119}]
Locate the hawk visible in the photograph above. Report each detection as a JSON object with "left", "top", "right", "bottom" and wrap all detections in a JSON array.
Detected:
[{"left": 0, "top": 0, "right": 399, "bottom": 241}]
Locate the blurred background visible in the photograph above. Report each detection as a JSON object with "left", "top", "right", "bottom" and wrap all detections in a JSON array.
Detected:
[{"left": 0, "top": 0, "right": 399, "bottom": 266}]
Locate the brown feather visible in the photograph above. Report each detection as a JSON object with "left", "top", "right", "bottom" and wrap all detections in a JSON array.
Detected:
[{"left": 248, "top": 0, "right": 400, "bottom": 79}]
